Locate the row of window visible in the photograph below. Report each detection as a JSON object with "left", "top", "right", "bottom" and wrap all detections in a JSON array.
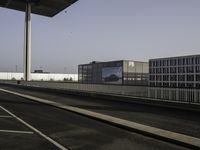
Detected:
[
  {"left": 150, "top": 66, "right": 200, "bottom": 74},
  {"left": 149, "top": 82, "right": 200, "bottom": 88},
  {"left": 150, "top": 56, "right": 200, "bottom": 67},
  {"left": 149, "top": 74, "right": 200, "bottom": 81}
]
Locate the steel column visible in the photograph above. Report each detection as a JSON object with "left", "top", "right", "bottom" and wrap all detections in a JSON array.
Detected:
[{"left": 24, "top": 3, "right": 31, "bottom": 81}]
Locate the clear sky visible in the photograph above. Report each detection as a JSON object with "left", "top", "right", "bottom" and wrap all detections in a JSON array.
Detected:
[{"left": 0, "top": 0, "right": 200, "bottom": 73}]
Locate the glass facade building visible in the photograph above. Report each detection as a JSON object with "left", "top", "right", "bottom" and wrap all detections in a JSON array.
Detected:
[
  {"left": 149, "top": 55, "right": 200, "bottom": 88},
  {"left": 78, "top": 60, "right": 149, "bottom": 85}
]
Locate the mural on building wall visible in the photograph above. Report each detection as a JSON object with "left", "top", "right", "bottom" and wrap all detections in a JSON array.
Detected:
[{"left": 102, "top": 67, "right": 122, "bottom": 84}]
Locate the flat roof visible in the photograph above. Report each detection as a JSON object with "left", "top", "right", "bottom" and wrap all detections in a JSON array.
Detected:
[
  {"left": 0, "top": 0, "right": 78, "bottom": 17},
  {"left": 79, "top": 60, "right": 148, "bottom": 66},
  {"left": 149, "top": 54, "right": 200, "bottom": 61}
]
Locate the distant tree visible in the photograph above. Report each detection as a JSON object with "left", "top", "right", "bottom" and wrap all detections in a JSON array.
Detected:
[
  {"left": 63, "top": 78, "right": 69, "bottom": 81},
  {"left": 50, "top": 78, "right": 54, "bottom": 81},
  {"left": 11, "top": 77, "right": 16, "bottom": 81}
]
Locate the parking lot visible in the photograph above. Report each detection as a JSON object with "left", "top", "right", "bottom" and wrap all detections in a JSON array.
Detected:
[
  {"left": 0, "top": 87, "right": 191, "bottom": 150},
  {"left": 0, "top": 105, "right": 60, "bottom": 150}
]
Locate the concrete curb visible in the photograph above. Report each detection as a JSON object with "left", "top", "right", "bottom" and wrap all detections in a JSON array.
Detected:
[{"left": 0, "top": 88, "right": 200, "bottom": 149}]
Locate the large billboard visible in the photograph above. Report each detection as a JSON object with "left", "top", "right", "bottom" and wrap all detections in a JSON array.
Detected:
[{"left": 102, "top": 67, "right": 122, "bottom": 84}]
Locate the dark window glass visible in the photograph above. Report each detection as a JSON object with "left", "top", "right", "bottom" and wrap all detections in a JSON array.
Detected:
[
  {"left": 187, "top": 75, "right": 194, "bottom": 81},
  {"left": 170, "top": 67, "right": 176, "bottom": 73},
  {"left": 163, "top": 82, "right": 169, "bottom": 87},
  {"left": 163, "top": 75, "right": 169, "bottom": 81},
  {"left": 178, "top": 83, "right": 185, "bottom": 88},
  {"left": 170, "top": 83, "right": 176, "bottom": 88},
  {"left": 178, "top": 75, "right": 185, "bottom": 81},
  {"left": 187, "top": 83, "right": 194, "bottom": 88},
  {"left": 196, "top": 66, "right": 200, "bottom": 73},
  {"left": 186, "top": 66, "right": 194, "bottom": 73},
  {"left": 196, "top": 75, "right": 200, "bottom": 81},
  {"left": 170, "top": 75, "right": 177, "bottom": 81}
]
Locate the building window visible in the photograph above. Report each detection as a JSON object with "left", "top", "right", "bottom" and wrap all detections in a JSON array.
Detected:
[
  {"left": 149, "top": 75, "right": 155, "bottom": 81},
  {"left": 150, "top": 82, "right": 155, "bottom": 87},
  {"left": 156, "top": 75, "right": 162, "bottom": 81},
  {"left": 149, "top": 68, "right": 154, "bottom": 74},
  {"left": 152, "top": 61, "right": 156, "bottom": 67},
  {"left": 178, "top": 58, "right": 185, "bottom": 65},
  {"left": 156, "top": 82, "right": 162, "bottom": 87},
  {"left": 170, "top": 75, "right": 177, "bottom": 81},
  {"left": 178, "top": 75, "right": 185, "bottom": 81},
  {"left": 163, "top": 60, "right": 169, "bottom": 66},
  {"left": 170, "top": 67, "right": 176, "bottom": 73},
  {"left": 163, "top": 68, "right": 169, "bottom": 73},
  {"left": 170, "top": 59, "right": 176, "bottom": 66},
  {"left": 149, "top": 61, "right": 153, "bottom": 67},
  {"left": 187, "top": 83, "right": 194, "bottom": 88},
  {"left": 186, "top": 58, "right": 194, "bottom": 65},
  {"left": 156, "top": 68, "right": 161, "bottom": 74},
  {"left": 178, "top": 67, "right": 185, "bottom": 73},
  {"left": 186, "top": 66, "right": 194, "bottom": 73},
  {"left": 196, "top": 66, "right": 200, "bottom": 73},
  {"left": 196, "top": 83, "right": 200, "bottom": 89},
  {"left": 187, "top": 75, "right": 194, "bottom": 81},
  {"left": 163, "top": 82, "right": 169, "bottom": 87},
  {"left": 178, "top": 83, "right": 185, "bottom": 88},
  {"left": 170, "top": 83, "right": 176, "bottom": 88},
  {"left": 196, "top": 75, "right": 200, "bottom": 81},
  {"left": 163, "top": 75, "right": 169, "bottom": 81},
  {"left": 196, "top": 57, "right": 200, "bottom": 64}
]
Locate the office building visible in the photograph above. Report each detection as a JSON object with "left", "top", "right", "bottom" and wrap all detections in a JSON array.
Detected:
[
  {"left": 149, "top": 55, "right": 200, "bottom": 88},
  {"left": 78, "top": 60, "right": 149, "bottom": 85}
]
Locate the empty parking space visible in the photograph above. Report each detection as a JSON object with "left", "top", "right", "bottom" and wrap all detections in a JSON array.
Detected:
[
  {"left": 0, "top": 106, "right": 31, "bottom": 132},
  {"left": 0, "top": 105, "right": 63, "bottom": 150},
  {"left": 0, "top": 108, "right": 10, "bottom": 116},
  {"left": 0, "top": 117, "right": 30, "bottom": 131},
  {"left": 0, "top": 132, "right": 57, "bottom": 150}
]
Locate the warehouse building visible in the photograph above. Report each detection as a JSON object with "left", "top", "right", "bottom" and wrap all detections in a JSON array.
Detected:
[
  {"left": 0, "top": 72, "right": 78, "bottom": 82},
  {"left": 149, "top": 55, "right": 200, "bottom": 88},
  {"left": 78, "top": 60, "right": 149, "bottom": 85}
]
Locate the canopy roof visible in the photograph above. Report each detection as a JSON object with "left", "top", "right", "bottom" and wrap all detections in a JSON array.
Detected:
[{"left": 0, "top": 0, "right": 78, "bottom": 17}]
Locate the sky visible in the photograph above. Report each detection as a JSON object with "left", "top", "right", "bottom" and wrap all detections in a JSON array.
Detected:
[{"left": 0, "top": 0, "right": 200, "bottom": 73}]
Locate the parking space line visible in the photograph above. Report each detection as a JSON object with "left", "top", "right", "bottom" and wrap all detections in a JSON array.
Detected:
[
  {"left": 0, "top": 129, "right": 33, "bottom": 134},
  {"left": 0, "top": 115, "right": 12, "bottom": 118},
  {"left": 0, "top": 105, "right": 68, "bottom": 150}
]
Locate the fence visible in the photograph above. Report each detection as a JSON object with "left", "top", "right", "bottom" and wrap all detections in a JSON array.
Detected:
[{"left": 0, "top": 80, "right": 200, "bottom": 104}]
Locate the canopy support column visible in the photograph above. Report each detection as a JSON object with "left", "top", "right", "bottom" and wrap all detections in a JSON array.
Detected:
[{"left": 24, "top": 2, "right": 32, "bottom": 81}]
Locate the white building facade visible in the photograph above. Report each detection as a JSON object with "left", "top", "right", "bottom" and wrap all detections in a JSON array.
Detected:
[{"left": 0, "top": 72, "right": 78, "bottom": 82}]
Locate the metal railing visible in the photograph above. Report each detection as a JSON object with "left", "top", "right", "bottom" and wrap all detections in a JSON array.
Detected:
[{"left": 1, "top": 80, "right": 200, "bottom": 104}]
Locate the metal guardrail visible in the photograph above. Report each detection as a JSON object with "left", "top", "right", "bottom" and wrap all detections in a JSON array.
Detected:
[{"left": 0, "top": 80, "right": 200, "bottom": 104}]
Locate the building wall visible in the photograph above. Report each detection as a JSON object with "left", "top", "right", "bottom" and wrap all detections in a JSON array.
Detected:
[
  {"left": 123, "top": 61, "right": 149, "bottom": 85},
  {"left": 0, "top": 72, "right": 78, "bottom": 81},
  {"left": 78, "top": 60, "right": 149, "bottom": 85},
  {"left": 78, "top": 61, "right": 123, "bottom": 84},
  {"left": 149, "top": 55, "right": 200, "bottom": 88}
]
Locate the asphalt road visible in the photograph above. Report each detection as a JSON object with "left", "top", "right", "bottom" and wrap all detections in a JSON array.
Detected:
[
  {"left": 0, "top": 86, "right": 191, "bottom": 150},
  {"left": 1, "top": 84, "right": 200, "bottom": 139}
]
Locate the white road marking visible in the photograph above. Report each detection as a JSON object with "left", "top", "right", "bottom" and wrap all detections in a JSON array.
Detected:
[
  {"left": 0, "top": 115, "right": 12, "bottom": 118},
  {"left": 0, "top": 129, "right": 33, "bottom": 134},
  {"left": 0, "top": 105, "right": 68, "bottom": 150}
]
